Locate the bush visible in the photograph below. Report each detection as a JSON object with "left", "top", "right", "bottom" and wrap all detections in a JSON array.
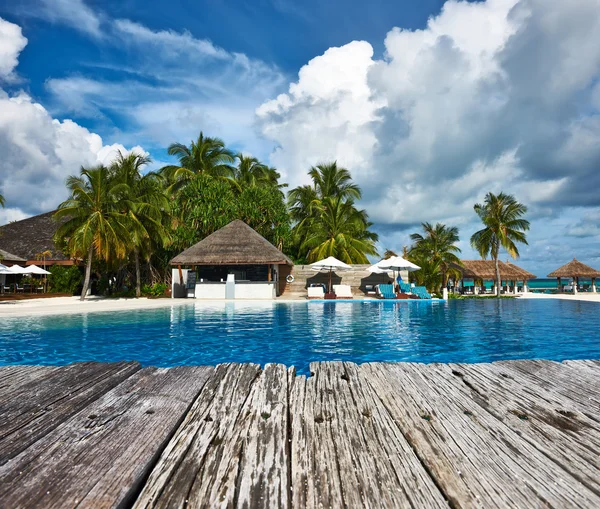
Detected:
[
  {"left": 48, "top": 266, "right": 83, "bottom": 294},
  {"left": 141, "top": 282, "right": 169, "bottom": 298}
]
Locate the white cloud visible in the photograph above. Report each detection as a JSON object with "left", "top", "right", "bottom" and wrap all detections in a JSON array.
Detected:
[
  {"left": 0, "top": 17, "right": 147, "bottom": 225},
  {"left": 44, "top": 18, "right": 286, "bottom": 154},
  {"left": 39, "top": 0, "right": 102, "bottom": 37},
  {"left": 256, "top": 0, "right": 600, "bottom": 270},
  {"left": 0, "top": 17, "right": 27, "bottom": 80}
]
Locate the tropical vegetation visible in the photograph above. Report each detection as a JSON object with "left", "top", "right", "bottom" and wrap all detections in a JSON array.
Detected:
[
  {"left": 47, "top": 125, "right": 531, "bottom": 300},
  {"left": 408, "top": 223, "right": 462, "bottom": 293},
  {"left": 470, "top": 192, "right": 530, "bottom": 296},
  {"left": 288, "top": 162, "right": 378, "bottom": 263}
]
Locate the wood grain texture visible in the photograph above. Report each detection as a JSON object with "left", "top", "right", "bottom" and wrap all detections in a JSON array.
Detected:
[
  {"left": 0, "top": 366, "right": 212, "bottom": 509},
  {"left": 133, "top": 363, "right": 262, "bottom": 509},
  {"left": 360, "top": 362, "right": 600, "bottom": 508},
  {"left": 0, "top": 361, "right": 140, "bottom": 463}
]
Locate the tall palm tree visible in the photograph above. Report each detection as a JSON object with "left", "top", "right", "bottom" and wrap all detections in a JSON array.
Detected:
[
  {"left": 470, "top": 192, "right": 530, "bottom": 296},
  {"left": 110, "top": 152, "right": 171, "bottom": 297},
  {"left": 308, "top": 162, "right": 361, "bottom": 201},
  {"left": 410, "top": 222, "right": 462, "bottom": 293},
  {"left": 54, "top": 166, "right": 132, "bottom": 301},
  {"left": 301, "top": 196, "right": 378, "bottom": 264},
  {"left": 160, "top": 132, "right": 235, "bottom": 194}
]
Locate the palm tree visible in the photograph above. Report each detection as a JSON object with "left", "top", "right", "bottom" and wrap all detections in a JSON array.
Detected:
[
  {"left": 470, "top": 192, "right": 530, "bottom": 296},
  {"left": 383, "top": 249, "right": 397, "bottom": 259},
  {"left": 54, "top": 166, "right": 132, "bottom": 301},
  {"left": 410, "top": 222, "right": 462, "bottom": 293},
  {"left": 160, "top": 132, "right": 235, "bottom": 193},
  {"left": 0, "top": 192, "right": 4, "bottom": 208},
  {"left": 308, "top": 162, "right": 361, "bottom": 201},
  {"left": 110, "top": 152, "right": 171, "bottom": 297},
  {"left": 301, "top": 196, "right": 378, "bottom": 264}
]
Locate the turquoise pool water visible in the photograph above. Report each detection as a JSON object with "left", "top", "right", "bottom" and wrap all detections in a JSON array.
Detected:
[{"left": 0, "top": 300, "right": 598, "bottom": 374}]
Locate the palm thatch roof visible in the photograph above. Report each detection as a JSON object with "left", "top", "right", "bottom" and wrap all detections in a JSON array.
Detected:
[
  {"left": 170, "top": 220, "right": 293, "bottom": 266},
  {"left": 452, "top": 260, "right": 536, "bottom": 280},
  {"left": 547, "top": 259, "right": 600, "bottom": 278},
  {"left": 0, "top": 248, "right": 26, "bottom": 263},
  {"left": 0, "top": 211, "right": 69, "bottom": 262}
]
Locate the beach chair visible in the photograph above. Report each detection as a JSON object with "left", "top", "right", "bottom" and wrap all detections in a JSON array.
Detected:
[
  {"left": 399, "top": 282, "right": 412, "bottom": 294},
  {"left": 377, "top": 284, "right": 397, "bottom": 299},
  {"left": 413, "top": 286, "right": 432, "bottom": 299},
  {"left": 307, "top": 286, "right": 325, "bottom": 299},
  {"left": 333, "top": 284, "right": 353, "bottom": 299},
  {"left": 16, "top": 284, "right": 24, "bottom": 293}
]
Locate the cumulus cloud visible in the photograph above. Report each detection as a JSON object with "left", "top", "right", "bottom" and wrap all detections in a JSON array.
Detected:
[
  {"left": 256, "top": 0, "right": 600, "bottom": 271},
  {"left": 0, "top": 18, "right": 146, "bottom": 225},
  {"left": 0, "top": 17, "right": 27, "bottom": 80}
]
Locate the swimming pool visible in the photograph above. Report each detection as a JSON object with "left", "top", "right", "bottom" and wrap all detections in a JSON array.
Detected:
[{"left": 0, "top": 300, "right": 598, "bottom": 374}]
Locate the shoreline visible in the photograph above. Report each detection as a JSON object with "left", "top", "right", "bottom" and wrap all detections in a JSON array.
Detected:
[{"left": 0, "top": 291, "right": 599, "bottom": 318}]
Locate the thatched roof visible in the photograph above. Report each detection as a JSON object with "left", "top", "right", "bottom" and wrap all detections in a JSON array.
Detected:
[
  {"left": 547, "top": 259, "right": 600, "bottom": 278},
  {"left": 0, "top": 248, "right": 26, "bottom": 263},
  {"left": 452, "top": 260, "right": 536, "bottom": 280},
  {"left": 0, "top": 211, "right": 69, "bottom": 261},
  {"left": 170, "top": 220, "right": 293, "bottom": 266}
]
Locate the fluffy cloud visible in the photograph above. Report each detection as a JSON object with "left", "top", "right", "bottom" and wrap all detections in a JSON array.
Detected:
[
  {"left": 0, "top": 17, "right": 27, "bottom": 80},
  {"left": 0, "top": 18, "right": 145, "bottom": 224},
  {"left": 257, "top": 0, "right": 600, "bottom": 271}
]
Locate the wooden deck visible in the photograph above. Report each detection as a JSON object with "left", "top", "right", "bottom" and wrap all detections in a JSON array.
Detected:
[{"left": 1, "top": 360, "right": 600, "bottom": 508}]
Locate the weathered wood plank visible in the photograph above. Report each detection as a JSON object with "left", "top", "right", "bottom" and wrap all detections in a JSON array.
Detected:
[
  {"left": 438, "top": 362, "right": 600, "bottom": 496},
  {"left": 289, "top": 361, "right": 448, "bottom": 508},
  {"left": 288, "top": 366, "right": 344, "bottom": 508},
  {"left": 0, "top": 365, "right": 58, "bottom": 393},
  {"left": 235, "top": 363, "right": 290, "bottom": 508},
  {"left": 360, "top": 362, "right": 600, "bottom": 508},
  {"left": 133, "top": 363, "right": 262, "bottom": 508},
  {"left": 0, "top": 365, "right": 212, "bottom": 509},
  {"left": 490, "top": 360, "right": 600, "bottom": 420},
  {"left": 0, "top": 361, "right": 140, "bottom": 463}
]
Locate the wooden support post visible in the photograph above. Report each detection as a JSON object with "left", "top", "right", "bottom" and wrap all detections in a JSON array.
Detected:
[
  {"left": 178, "top": 265, "right": 183, "bottom": 285},
  {"left": 267, "top": 264, "right": 271, "bottom": 282}
]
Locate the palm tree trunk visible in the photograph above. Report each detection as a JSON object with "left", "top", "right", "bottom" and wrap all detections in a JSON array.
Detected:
[
  {"left": 81, "top": 245, "right": 93, "bottom": 301},
  {"left": 135, "top": 248, "right": 141, "bottom": 298},
  {"left": 494, "top": 256, "right": 501, "bottom": 297}
]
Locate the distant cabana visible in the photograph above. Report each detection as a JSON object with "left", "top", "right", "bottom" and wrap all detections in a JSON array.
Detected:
[
  {"left": 0, "top": 211, "right": 74, "bottom": 266},
  {"left": 451, "top": 260, "right": 536, "bottom": 294},
  {"left": 170, "top": 220, "right": 293, "bottom": 299},
  {"left": 547, "top": 258, "right": 600, "bottom": 294}
]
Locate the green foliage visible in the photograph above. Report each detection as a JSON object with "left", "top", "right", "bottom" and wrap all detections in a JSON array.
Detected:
[
  {"left": 409, "top": 222, "right": 462, "bottom": 293},
  {"left": 288, "top": 162, "right": 378, "bottom": 263},
  {"left": 48, "top": 266, "right": 82, "bottom": 294},
  {"left": 0, "top": 192, "right": 4, "bottom": 208},
  {"left": 470, "top": 192, "right": 530, "bottom": 296},
  {"left": 171, "top": 174, "right": 291, "bottom": 252},
  {"left": 141, "top": 282, "right": 168, "bottom": 297}
]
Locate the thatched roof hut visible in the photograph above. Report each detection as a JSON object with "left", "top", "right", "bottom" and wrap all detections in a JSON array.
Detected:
[
  {"left": 453, "top": 260, "right": 536, "bottom": 280},
  {"left": 0, "top": 248, "right": 26, "bottom": 264},
  {"left": 547, "top": 259, "right": 600, "bottom": 279},
  {"left": 0, "top": 211, "right": 71, "bottom": 265},
  {"left": 170, "top": 220, "right": 293, "bottom": 266}
]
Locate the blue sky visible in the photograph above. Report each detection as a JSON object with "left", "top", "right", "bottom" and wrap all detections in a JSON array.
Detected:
[{"left": 0, "top": 0, "right": 599, "bottom": 275}]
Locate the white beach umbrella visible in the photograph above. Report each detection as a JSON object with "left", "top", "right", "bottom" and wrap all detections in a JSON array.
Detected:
[
  {"left": 27, "top": 264, "right": 51, "bottom": 275},
  {"left": 377, "top": 256, "right": 421, "bottom": 272},
  {"left": 310, "top": 256, "right": 352, "bottom": 294},
  {"left": 7, "top": 264, "right": 33, "bottom": 274}
]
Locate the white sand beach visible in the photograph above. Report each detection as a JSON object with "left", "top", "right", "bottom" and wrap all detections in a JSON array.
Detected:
[
  {"left": 0, "top": 296, "right": 195, "bottom": 318},
  {"left": 519, "top": 292, "right": 600, "bottom": 303}
]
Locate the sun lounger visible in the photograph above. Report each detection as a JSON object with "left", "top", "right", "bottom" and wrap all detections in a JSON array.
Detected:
[
  {"left": 412, "top": 286, "right": 432, "bottom": 299},
  {"left": 307, "top": 286, "right": 325, "bottom": 299},
  {"left": 377, "top": 284, "right": 397, "bottom": 299},
  {"left": 333, "top": 284, "right": 353, "bottom": 299}
]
